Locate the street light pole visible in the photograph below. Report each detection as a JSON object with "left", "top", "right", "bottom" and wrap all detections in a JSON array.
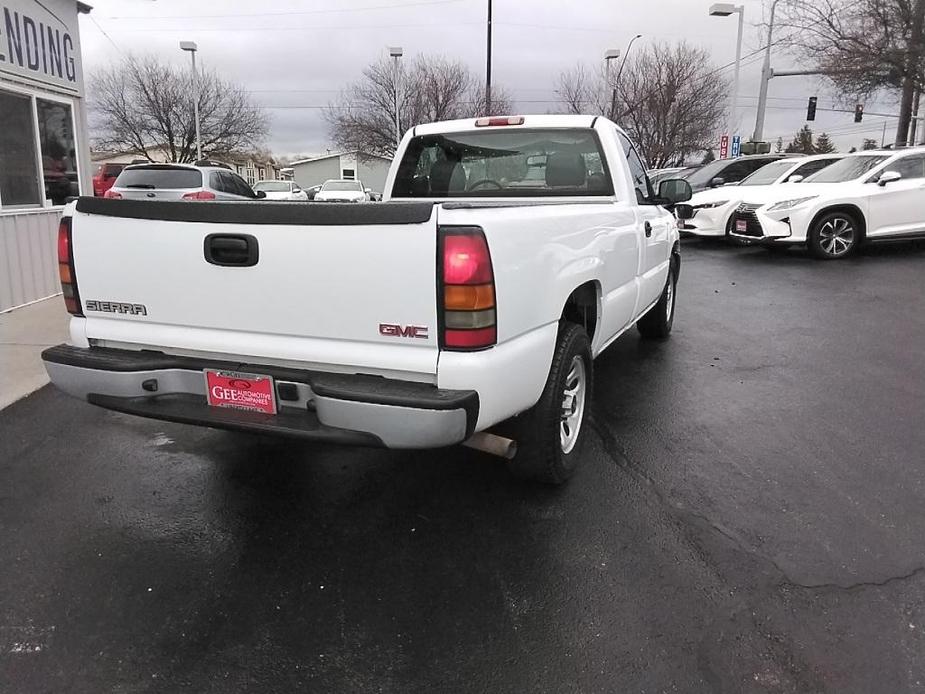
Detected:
[
  {"left": 389, "top": 46, "right": 403, "bottom": 151},
  {"left": 611, "top": 34, "right": 642, "bottom": 120},
  {"left": 604, "top": 48, "right": 620, "bottom": 113},
  {"left": 708, "top": 4, "right": 744, "bottom": 130},
  {"left": 752, "top": 0, "right": 782, "bottom": 142},
  {"left": 485, "top": 0, "right": 492, "bottom": 114},
  {"left": 180, "top": 41, "right": 202, "bottom": 161}
]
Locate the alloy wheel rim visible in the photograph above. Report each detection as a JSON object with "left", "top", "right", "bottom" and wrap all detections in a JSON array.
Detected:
[
  {"left": 665, "top": 276, "right": 675, "bottom": 321},
  {"left": 818, "top": 217, "right": 855, "bottom": 256},
  {"left": 560, "top": 355, "right": 587, "bottom": 454}
]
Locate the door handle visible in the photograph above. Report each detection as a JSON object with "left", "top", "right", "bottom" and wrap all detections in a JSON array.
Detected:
[
  {"left": 644, "top": 221, "right": 653, "bottom": 237},
  {"left": 204, "top": 234, "right": 259, "bottom": 267}
]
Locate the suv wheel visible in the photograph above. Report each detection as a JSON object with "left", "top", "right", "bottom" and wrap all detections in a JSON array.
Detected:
[{"left": 808, "top": 211, "right": 859, "bottom": 260}]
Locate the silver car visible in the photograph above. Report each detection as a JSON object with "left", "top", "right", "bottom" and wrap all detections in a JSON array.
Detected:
[{"left": 104, "top": 162, "right": 266, "bottom": 201}]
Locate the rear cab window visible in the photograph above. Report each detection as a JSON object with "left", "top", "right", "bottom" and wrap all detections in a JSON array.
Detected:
[
  {"left": 391, "top": 128, "right": 613, "bottom": 198},
  {"left": 115, "top": 166, "right": 202, "bottom": 189}
]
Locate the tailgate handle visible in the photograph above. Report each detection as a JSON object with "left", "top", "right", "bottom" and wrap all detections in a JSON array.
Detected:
[{"left": 204, "top": 234, "right": 259, "bottom": 267}]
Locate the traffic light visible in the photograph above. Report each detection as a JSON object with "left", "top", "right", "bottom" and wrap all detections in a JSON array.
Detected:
[
  {"left": 854, "top": 104, "right": 864, "bottom": 122},
  {"left": 807, "top": 96, "right": 817, "bottom": 121}
]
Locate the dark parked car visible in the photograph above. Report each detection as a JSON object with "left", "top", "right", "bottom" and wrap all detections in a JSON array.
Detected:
[{"left": 682, "top": 154, "right": 797, "bottom": 193}]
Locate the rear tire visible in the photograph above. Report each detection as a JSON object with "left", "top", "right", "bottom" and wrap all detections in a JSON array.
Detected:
[
  {"left": 637, "top": 261, "right": 677, "bottom": 339},
  {"left": 808, "top": 211, "right": 860, "bottom": 260},
  {"left": 506, "top": 323, "right": 592, "bottom": 485}
]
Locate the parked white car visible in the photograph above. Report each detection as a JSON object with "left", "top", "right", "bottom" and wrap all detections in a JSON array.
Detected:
[
  {"left": 726, "top": 148, "right": 925, "bottom": 258},
  {"left": 683, "top": 154, "right": 843, "bottom": 237},
  {"left": 314, "top": 179, "right": 370, "bottom": 202},
  {"left": 42, "top": 114, "right": 691, "bottom": 484},
  {"left": 252, "top": 180, "right": 309, "bottom": 201}
]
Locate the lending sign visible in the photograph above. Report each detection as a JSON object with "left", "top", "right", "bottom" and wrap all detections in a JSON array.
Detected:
[{"left": 0, "top": 0, "right": 82, "bottom": 94}]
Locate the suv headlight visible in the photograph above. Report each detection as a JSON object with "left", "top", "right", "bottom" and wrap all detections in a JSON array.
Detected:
[
  {"left": 766, "top": 196, "right": 817, "bottom": 212},
  {"left": 693, "top": 200, "right": 729, "bottom": 209}
]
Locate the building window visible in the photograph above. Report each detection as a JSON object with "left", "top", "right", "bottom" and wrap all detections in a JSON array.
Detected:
[
  {"left": 245, "top": 163, "right": 256, "bottom": 185},
  {"left": 37, "top": 99, "right": 79, "bottom": 206},
  {"left": 0, "top": 89, "right": 42, "bottom": 207},
  {"left": 342, "top": 168, "right": 355, "bottom": 180}
]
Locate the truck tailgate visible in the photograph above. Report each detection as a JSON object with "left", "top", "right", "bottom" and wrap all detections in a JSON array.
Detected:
[{"left": 70, "top": 198, "right": 439, "bottom": 379}]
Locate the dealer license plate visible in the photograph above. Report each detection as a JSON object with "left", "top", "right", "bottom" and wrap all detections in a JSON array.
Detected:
[
  {"left": 204, "top": 370, "right": 277, "bottom": 414},
  {"left": 735, "top": 219, "right": 748, "bottom": 233}
]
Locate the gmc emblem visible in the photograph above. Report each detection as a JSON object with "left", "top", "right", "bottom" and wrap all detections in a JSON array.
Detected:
[{"left": 379, "top": 323, "right": 429, "bottom": 339}]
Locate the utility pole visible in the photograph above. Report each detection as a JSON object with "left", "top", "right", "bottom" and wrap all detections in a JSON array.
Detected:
[
  {"left": 485, "top": 0, "right": 492, "bottom": 115},
  {"left": 752, "top": 0, "right": 782, "bottom": 142},
  {"left": 896, "top": 0, "right": 925, "bottom": 146},
  {"left": 910, "top": 89, "right": 921, "bottom": 145}
]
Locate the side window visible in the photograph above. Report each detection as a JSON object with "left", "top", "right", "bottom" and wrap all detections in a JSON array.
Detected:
[
  {"left": 209, "top": 172, "right": 225, "bottom": 192},
  {"left": 721, "top": 160, "right": 762, "bottom": 183},
  {"left": 229, "top": 173, "right": 254, "bottom": 197},
  {"left": 616, "top": 131, "right": 653, "bottom": 203},
  {"left": 218, "top": 171, "right": 238, "bottom": 194},
  {"left": 791, "top": 159, "right": 836, "bottom": 179},
  {"left": 891, "top": 155, "right": 925, "bottom": 180}
]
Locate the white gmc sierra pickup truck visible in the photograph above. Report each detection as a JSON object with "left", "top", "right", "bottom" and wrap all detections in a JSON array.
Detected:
[{"left": 43, "top": 115, "right": 691, "bottom": 484}]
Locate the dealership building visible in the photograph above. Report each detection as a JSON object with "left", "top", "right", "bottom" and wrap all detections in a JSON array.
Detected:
[{"left": 0, "top": 0, "right": 92, "bottom": 312}]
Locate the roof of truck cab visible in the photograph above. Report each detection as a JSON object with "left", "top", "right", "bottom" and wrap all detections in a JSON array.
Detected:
[{"left": 412, "top": 115, "right": 600, "bottom": 136}]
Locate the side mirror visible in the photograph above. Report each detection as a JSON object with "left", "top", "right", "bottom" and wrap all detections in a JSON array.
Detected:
[
  {"left": 786, "top": 174, "right": 804, "bottom": 183},
  {"left": 709, "top": 176, "right": 725, "bottom": 188},
  {"left": 674, "top": 203, "right": 695, "bottom": 220},
  {"left": 878, "top": 170, "right": 901, "bottom": 186},
  {"left": 292, "top": 187, "right": 302, "bottom": 193},
  {"left": 254, "top": 190, "right": 267, "bottom": 199},
  {"left": 657, "top": 178, "right": 693, "bottom": 205},
  {"left": 365, "top": 187, "right": 372, "bottom": 193}
]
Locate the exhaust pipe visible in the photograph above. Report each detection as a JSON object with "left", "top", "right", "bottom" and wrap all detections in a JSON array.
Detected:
[{"left": 462, "top": 432, "right": 517, "bottom": 460}]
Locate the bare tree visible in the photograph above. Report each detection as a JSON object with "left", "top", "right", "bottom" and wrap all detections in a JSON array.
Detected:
[
  {"left": 326, "top": 55, "right": 512, "bottom": 158},
  {"left": 555, "top": 63, "right": 610, "bottom": 116},
  {"left": 616, "top": 42, "right": 728, "bottom": 168},
  {"left": 779, "top": 0, "right": 925, "bottom": 146},
  {"left": 554, "top": 43, "right": 727, "bottom": 167},
  {"left": 90, "top": 55, "right": 268, "bottom": 163}
]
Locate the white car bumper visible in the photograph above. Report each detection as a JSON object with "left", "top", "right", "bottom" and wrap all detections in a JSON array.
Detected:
[
  {"left": 728, "top": 204, "right": 813, "bottom": 245},
  {"left": 682, "top": 200, "right": 739, "bottom": 237}
]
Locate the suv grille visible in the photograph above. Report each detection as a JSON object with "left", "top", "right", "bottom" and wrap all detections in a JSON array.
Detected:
[{"left": 731, "top": 203, "right": 764, "bottom": 237}]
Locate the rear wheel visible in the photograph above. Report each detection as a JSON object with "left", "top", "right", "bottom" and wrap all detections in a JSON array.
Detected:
[
  {"left": 506, "top": 323, "right": 592, "bottom": 485},
  {"left": 637, "top": 261, "right": 677, "bottom": 339},
  {"left": 808, "top": 211, "right": 860, "bottom": 260}
]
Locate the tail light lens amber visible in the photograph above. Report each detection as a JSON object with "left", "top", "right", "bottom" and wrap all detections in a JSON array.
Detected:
[
  {"left": 57, "top": 217, "right": 83, "bottom": 316},
  {"left": 439, "top": 227, "right": 496, "bottom": 350}
]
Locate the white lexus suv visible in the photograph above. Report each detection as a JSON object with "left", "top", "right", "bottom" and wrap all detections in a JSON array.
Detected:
[
  {"left": 683, "top": 154, "right": 842, "bottom": 237},
  {"left": 729, "top": 147, "right": 925, "bottom": 259}
]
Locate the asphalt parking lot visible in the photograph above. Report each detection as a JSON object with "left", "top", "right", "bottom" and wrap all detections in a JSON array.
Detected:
[{"left": 2, "top": 239, "right": 924, "bottom": 693}]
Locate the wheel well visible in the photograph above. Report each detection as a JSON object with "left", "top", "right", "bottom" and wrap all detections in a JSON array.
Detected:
[
  {"left": 810, "top": 205, "right": 867, "bottom": 240},
  {"left": 561, "top": 281, "right": 599, "bottom": 341}
]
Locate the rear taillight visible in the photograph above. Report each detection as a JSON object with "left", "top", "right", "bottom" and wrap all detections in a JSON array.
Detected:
[
  {"left": 182, "top": 190, "right": 216, "bottom": 200},
  {"left": 439, "top": 227, "right": 496, "bottom": 350},
  {"left": 57, "top": 217, "right": 83, "bottom": 316},
  {"left": 103, "top": 189, "right": 122, "bottom": 199}
]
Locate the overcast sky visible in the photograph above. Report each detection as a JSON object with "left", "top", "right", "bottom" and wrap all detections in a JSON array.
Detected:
[{"left": 77, "top": 0, "right": 903, "bottom": 157}]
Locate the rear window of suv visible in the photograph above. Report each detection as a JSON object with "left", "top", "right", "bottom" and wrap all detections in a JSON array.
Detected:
[
  {"left": 392, "top": 128, "right": 613, "bottom": 197},
  {"left": 115, "top": 166, "right": 202, "bottom": 189}
]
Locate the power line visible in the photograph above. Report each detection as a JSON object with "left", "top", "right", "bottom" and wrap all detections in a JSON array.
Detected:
[
  {"left": 102, "top": 20, "right": 483, "bottom": 33},
  {"left": 102, "top": 0, "right": 467, "bottom": 21}
]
